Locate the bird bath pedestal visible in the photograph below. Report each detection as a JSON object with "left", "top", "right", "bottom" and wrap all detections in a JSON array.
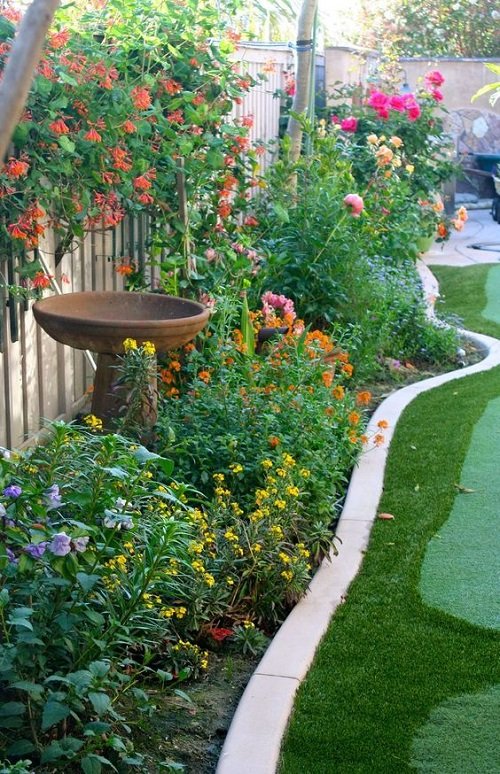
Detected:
[{"left": 33, "top": 291, "right": 209, "bottom": 427}]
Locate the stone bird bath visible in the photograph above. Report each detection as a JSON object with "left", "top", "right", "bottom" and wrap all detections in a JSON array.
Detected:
[{"left": 33, "top": 291, "right": 209, "bottom": 426}]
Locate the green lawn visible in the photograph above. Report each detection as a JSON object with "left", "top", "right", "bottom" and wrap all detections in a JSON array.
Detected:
[
  {"left": 432, "top": 263, "right": 500, "bottom": 339},
  {"left": 280, "top": 265, "right": 500, "bottom": 773}
]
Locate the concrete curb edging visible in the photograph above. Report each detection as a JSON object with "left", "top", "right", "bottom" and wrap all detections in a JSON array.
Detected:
[{"left": 216, "top": 265, "right": 500, "bottom": 774}]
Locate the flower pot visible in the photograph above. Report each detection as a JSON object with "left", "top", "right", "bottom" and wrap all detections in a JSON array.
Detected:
[{"left": 416, "top": 234, "right": 435, "bottom": 254}]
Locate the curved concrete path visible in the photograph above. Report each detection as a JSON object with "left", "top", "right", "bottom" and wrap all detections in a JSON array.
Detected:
[{"left": 217, "top": 223, "right": 500, "bottom": 774}]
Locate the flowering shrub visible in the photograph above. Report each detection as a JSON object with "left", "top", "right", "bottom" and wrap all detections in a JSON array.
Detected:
[
  {"left": 0, "top": 424, "right": 202, "bottom": 769},
  {"left": 155, "top": 294, "right": 367, "bottom": 526}
]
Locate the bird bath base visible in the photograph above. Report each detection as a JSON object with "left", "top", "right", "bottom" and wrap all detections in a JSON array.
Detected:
[
  {"left": 33, "top": 291, "right": 209, "bottom": 428},
  {"left": 91, "top": 353, "right": 158, "bottom": 429}
]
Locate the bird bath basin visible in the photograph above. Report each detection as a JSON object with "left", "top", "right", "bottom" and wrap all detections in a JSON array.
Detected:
[{"left": 33, "top": 291, "right": 209, "bottom": 426}]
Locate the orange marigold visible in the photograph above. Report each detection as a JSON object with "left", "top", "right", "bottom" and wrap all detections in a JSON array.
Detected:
[
  {"left": 198, "top": 370, "right": 211, "bottom": 383},
  {"left": 268, "top": 435, "right": 280, "bottom": 448},
  {"left": 322, "top": 371, "right": 334, "bottom": 388},
  {"left": 356, "top": 390, "right": 372, "bottom": 406},
  {"left": 373, "top": 434, "right": 385, "bottom": 446},
  {"left": 377, "top": 419, "right": 389, "bottom": 429},
  {"left": 332, "top": 385, "right": 345, "bottom": 400},
  {"left": 348, "top": 411, "right": 360, "bottom": 426},
  {"left": 342, "top": 363, "right": 354, "bottom": 377}
]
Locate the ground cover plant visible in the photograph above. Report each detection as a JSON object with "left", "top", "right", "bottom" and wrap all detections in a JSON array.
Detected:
[{"left": 280, "top": 365, "right": 500, "bottom": 773}]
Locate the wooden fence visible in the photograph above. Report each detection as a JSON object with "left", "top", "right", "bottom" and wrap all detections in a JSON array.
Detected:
[{"left": 0, "top": 43, "right": 291, "bottom": 449}]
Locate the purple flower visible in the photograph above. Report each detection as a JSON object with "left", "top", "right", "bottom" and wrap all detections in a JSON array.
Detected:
[
  {"left": 24, "top": 542, "right": 48, "bottom": 559},
  {"left": 6, "top": 547, "right": 17, "bottom": 564},
  {"left": 3, "top": 485, "right": 22, "bottom": 498},
  {"left": 49, "top": 532, "right": 72, "bottom": 556},
  {"left": 43, "top": 484, "right": 62, "bottom": 511},
  {"left": 72, "top": 536, "right": 89, "bottom": 553}
]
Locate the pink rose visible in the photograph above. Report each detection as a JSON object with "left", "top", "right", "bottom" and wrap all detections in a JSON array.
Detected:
[
  {"left": 343, "top": 194, "right": 364, "bottom": 217},
  {"left": 376, "top": 107, "right": 390, "bottom": 120},
  {"left": 404, "top": 96, "right": 421, "bottom": 121},
  {"left": 431, "top": 89, "right": 443, "bottom": 102},
  {"left": 330, "top": 114, "right": 340, "bottom": 124},
  {"left": 340, "top": 116, "right": 358, "bottom": 132},
  {"left": 367, "top": 90, "right": 389, "bottom": 110},
  {"left": 425, "top": 70, "right": 444, "bottom": 87},
  {"left": 389, "top": 94, "right": 405, "bottom": 112}
]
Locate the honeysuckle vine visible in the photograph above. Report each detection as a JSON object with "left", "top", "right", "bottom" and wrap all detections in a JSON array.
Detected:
[{"left": 0, "top": 0, "right": 263, "bottom": 292}]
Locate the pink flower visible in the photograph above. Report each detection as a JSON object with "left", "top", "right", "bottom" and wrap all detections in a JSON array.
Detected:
[
  {"left": 431, "top": 89, "right": 443, "bottom": 102},
  {"left": 403, "top": 95, "right": 421, "bottom": 121},
  {"left": 261, "top": 291, "right": 296, "bottom": 322},
  {"left": 389, "top": 94, "right": 405, "bottom": 112},
  {"left": 204, "top": 248, "right": 217, "bottom": 262},
  {"left": 367, "top": 91, "right": 389, "bottom": 111},
  {"left": 340, "top": 116, "right": 358, "bottom": 133},
  {"left": 330, "top": 114, "right": 340, "bottom": 124},
  {"left": 343, "top": 194, "right": 364, "bottom": 217},
  {"left": 425, "top": 70, "right": 444, "bottom": 87}
]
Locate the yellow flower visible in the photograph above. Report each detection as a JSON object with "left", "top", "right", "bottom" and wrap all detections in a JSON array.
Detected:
[
  {"left": 203, "top": 572, "right": 215, "bottom": 587},
  {"left": 243, "top": 620, "right": 254, "bottom": 629},
  {"left": 282, "top": 453, "right": 295, "bottom": 467},
  {"left": 286, "top": 486, "right": 300, "bottom": 497},
  {"left": 367, "top": 134, "right": 379, "bottom": 145},
  {"left": 300, "top": 468, "right": 311, "bottom": 478},
  {"left": 229, "top": 463, "right": 244, "bottom": 474},
  {"left": 405, "top": 164, "right": 414, "bottom": 174},
  {"left": 226, "top": 576, "right": 235, "bottom": 586},
  {"left": 269, "top": 525, "right": 284, "bottom": 539},
  {"left": 392, "top": 156, "right": 402, "bottom": 168},
  {"left": 274, "top": 499, "right": 286, "bottom": 510},
  {"left": 251, "top": 543, "right": 262, "bottom": 553},
  {"left": 281, "top": 569, "right": 293, "bottom": 581},
  {"left": 279, "top": 552, "right": 291, "bottom": 564},
  {"left": 160, "top": 607, "right": 175, "bottom": 618},
  {"left": 83, "top": 414, "right": 103, "bottom": 431},
  {"left": 142, "top": 340, "right": 156, "bottom": 356},
  {"left": 224, "top": 529, "right": 239, "bottom": 543},
  {"left": 276, "top": 468, "right": 286, "bottom": 478},
  {"left": 213, "top": 473, "right": 225, "bottom": 483},
  {"left": 261, "top": 459, "right": 273, "bottom": 469},
  {"left": 191, "top": 559, "right": 205, "bottom": 573},
  {"left": 123, "top": 337, "right": 137, "bottom": 351},
  {"left": 175, "top": 606, "right": 187, "bottom": 618},
  {"left": 189, "top": 541, "right": 204, "bottom": 554}
]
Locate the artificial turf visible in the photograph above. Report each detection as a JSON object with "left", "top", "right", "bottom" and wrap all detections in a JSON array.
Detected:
[
  {"left": 420, "top": 394, "right": 500, "bottom": 630},
  {"left": 431, "top": 263, "right": 500, "bottom": 338},
  {"left": 280, "top": 367, "right": 500, "bottom": 773}
]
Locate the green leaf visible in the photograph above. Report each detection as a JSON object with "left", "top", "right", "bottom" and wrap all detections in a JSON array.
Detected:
[
  {"left": 273, "top": 202, "right": 290, "bottom": 223},
  {"left": 7, "top": 738, "right": 36, "bottom": 756},
  {"left": 59, "top": 135, "right": 76, "bottom": 154},
  {"left": 11, "top": 680, "right": 44, "bottom": 699},
  {"left": 102, "top": 466, "right": 128, "bottom": 480},
  {"left": 0, "top": 701, "right": 26, "bottom": 717},
  {"left": 88, "top": 691, "right": 111, "bottom": 716},
  {"left": 76, "top": 572, "right": 101, "bottom": 593},
  {"left": 88, "top": 661, "right": 110, "bottom": 678},
  {"left": 41, "top": 700, "right": 71, "bottom": 731},
  {"left": 83, "top": 720, "right": 112, "bottom": 736},
  {"left": 0, "top": 588, "right": 9, "bottom": 608}
]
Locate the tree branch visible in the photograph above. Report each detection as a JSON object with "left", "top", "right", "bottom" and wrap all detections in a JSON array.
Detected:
[{"left": 0, "top": 0, "right": 60, "bottom": 161}]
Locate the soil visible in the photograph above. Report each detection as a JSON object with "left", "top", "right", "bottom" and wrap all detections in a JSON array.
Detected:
[{"left": 131, "top": 652, "right": 260, "bottom": 773}]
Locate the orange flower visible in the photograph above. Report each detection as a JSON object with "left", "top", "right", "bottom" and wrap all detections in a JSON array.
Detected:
[
  {"left": 184, "top": 343, "right": 196, "bottom": 353},
  {"left": 356, "top": 390, "right": 372, "bottom": 406},
  {"left": 49, "top": 118, "right": 70, "bottom": 135},
  {"left": 348, "top": 411, "right": 360, "bottom": 426},
  {"left": 166, "top": 387, "right": 179, "bottom": 398},
  {"left": 437, "top": 222, "right": 448, "bottom": 238},
  {"left": 116, "top": 263, "right": 134, "bottom": 276},
  {"left": 325, "top": 407, "right": 334, "bottom": 416},
  {"left": 322, "top": 371, "right": 334, "bottom": 388},
  {"left": 170, "top": 360, "right": 181, "bottom": 372},
  {"left": 348, "top": 430, "right": 358, "bottom": 444},
  {"left": 377, "top": 419, "right": 389, "bottom": 429},
  {"left": 332, "top": 385, "right": 345, "bottom": 400},
  {"left": 4, "top": 158, "right": 29, "bottom": 178},
  {"left": 268, "top": 435, "right": 280, "bottom": 448},
  {"left": 457, "top": 206, "right": 468, "bottom": 222},
  {"left": 361, "top": 434, "right": 368, "bottom": 444},
  {"left": 160, "top": 369, "right": 175, "bottom": 384},
  {"left": 122, "top": 120, "right": 137, "bottom": 134},
  {"left": 342, "top": 363, "right": 354, "bottom": 377},
  {"left": 131, "top": 86, "right": 151, "bottom": 110},
  {"left": 198, "top": 370, "right": 211, "bottom": 383},
  {"left": 373, "top": 434, "right": 385, "bottom": 446},
  {"left": 84, "top": 127, "right": 102, "bottom": 142}
]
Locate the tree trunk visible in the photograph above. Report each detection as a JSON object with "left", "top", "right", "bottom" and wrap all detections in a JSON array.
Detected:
[
  {"left": 0, "top": 0, "right": 60, "bottom": 162},
  {"left": 286, "top": 0, "right": 318, "bottom": 162}
]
